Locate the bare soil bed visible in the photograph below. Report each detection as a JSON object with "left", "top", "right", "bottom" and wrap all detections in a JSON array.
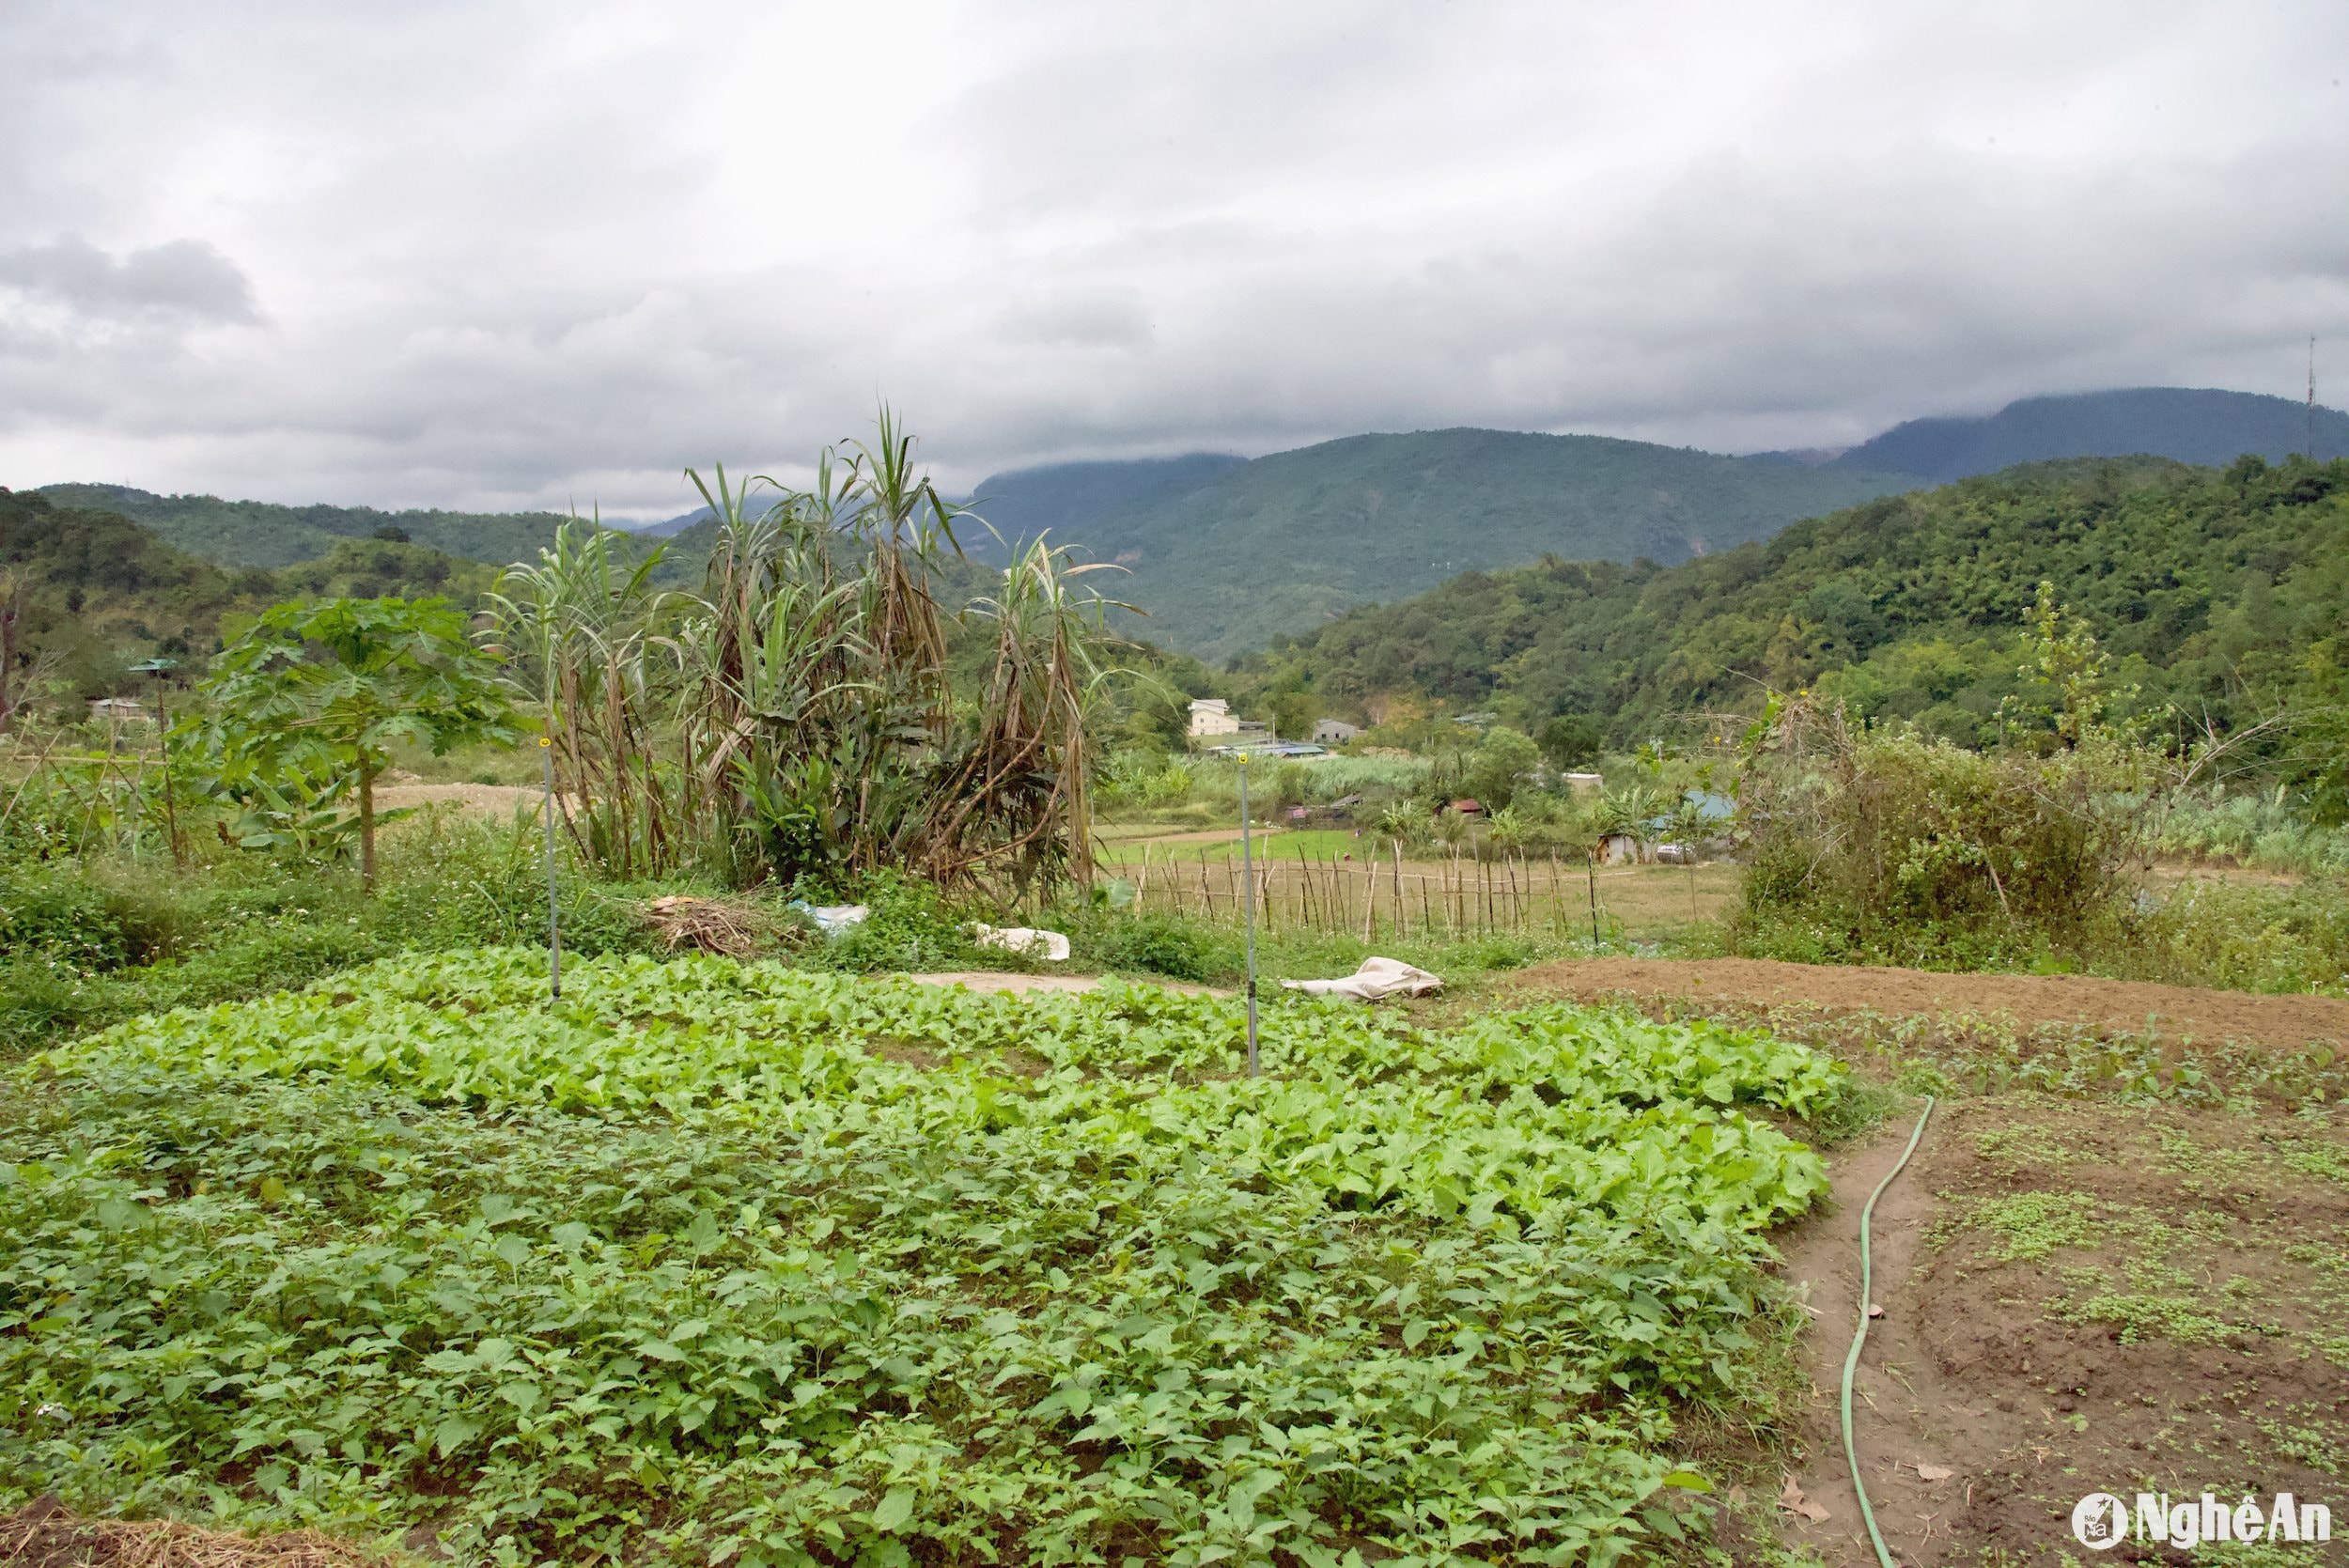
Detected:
[
  {"left": 1512, "top": 955, "right": 2349, "bottom": 1049},
  {"left": 1773, "top": 1095, "right": 2349, "bottom": 1565}
]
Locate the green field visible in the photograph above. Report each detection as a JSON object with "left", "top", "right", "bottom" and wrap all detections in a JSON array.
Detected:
[{"left": 2, "top": 948, "right": 1843, "bottom": 1565}]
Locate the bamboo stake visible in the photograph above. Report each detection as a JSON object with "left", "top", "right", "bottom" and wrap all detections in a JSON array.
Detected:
[
  {"left": 1586, "top": 846, "right": 1601, "bottom": 949},
  {"left": 1361, "top": 860, "right": 1377, "bottom": 942},
  {"left": 1392, "top": 841, "right": 1407, "bottom": 939}
]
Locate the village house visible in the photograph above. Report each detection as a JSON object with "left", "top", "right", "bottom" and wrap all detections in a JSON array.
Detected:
[{"left": 1188, "top": 698, "right": 1240, "bottom": 738}]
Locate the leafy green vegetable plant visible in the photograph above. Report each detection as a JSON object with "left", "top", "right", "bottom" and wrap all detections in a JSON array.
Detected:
[{"left": 1, "top": 952, "right": 1844, "bottom": 1565}]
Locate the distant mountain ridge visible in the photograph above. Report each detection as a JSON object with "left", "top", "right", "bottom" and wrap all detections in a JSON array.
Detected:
[
  {"left": 960, "top": 453, "right": 1245, "bottom": 556},
  {"left": 28, "top": 383, "right": 2345, "bottom": 660},
  {"left": 1819, "top": 387, "right": 2347, "bottom": 481},
  {"left": 1009, "top": 429, "right": 1918, "bottom": 660},
  {"left": 33, "top": 483, "right": 602, "bottom": 571}
]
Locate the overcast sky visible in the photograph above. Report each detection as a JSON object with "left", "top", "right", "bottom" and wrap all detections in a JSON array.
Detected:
[{"left": 2, "top": 0, "right": 2343, "bottom": 517}]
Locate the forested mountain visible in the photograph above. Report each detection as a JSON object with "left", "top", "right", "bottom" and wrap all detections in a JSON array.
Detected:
[
  {"left": 961, "top": 453, "right": 1245, "bottom": 557},
  {"left": 1825, "top": 388, "right": 2347, "bottom": 482},
  {"left": 31, "top": 384, "right": 2339, "bottom": 664},
  {"left": 0, "top": 489, "right": 497, "bottom": 699},
  {"left": 33, "top": 483, "right": 599, "bottom": 571},
  {"left": 1005, "top": 429, "right": 1915, "bottom": 660},
  {"left": 1242, "top": 455, "right": 2348, "bottom": 752}
]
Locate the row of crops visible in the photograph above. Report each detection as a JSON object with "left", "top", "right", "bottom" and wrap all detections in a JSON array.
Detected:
[{"left": 1, "top": 952, "right": 1844, "bottom": 1566}]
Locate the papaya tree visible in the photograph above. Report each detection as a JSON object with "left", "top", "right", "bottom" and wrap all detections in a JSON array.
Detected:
[{"left": 203, "top": 597, "right": 516, "bottom": 890}]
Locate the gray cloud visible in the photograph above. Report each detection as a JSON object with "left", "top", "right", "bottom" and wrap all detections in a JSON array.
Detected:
[
  {"left": 0, "top": 235, "right": 259, "bottom": 321},
  {"left": 0, "top": 0, "right": 2343, "bottom": 516}
]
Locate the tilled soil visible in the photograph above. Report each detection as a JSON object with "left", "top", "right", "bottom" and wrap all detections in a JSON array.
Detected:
[
  {"left": 1512, "top": 956, "right": 2349, "bottom": 1049},
  {"left": 1774, "top": 1096, "right": 2349, "bottom": 1565}
]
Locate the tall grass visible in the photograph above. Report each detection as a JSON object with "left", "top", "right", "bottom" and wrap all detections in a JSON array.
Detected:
[{"left": 2158, "top": 784, "right": 2349, "bottom": 876}]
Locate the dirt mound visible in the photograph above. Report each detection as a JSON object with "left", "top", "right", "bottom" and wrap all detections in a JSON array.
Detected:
[
  {"left": 1512, "top": 956, "right": 2348, "bottom": 1049},
  {"left": 0, "top": 1497, "right": 382, "bottom": 1567}
]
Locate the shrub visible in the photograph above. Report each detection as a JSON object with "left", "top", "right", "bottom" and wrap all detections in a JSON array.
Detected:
[{"left": 1732, "top": 696, "right": 2164, "bottom": 969}]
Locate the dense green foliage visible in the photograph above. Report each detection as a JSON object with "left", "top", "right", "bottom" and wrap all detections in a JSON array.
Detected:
[
  {"left": 2, "top": 949, "right": 1840, "bottom": 1564},
  {"left": 0, "top": 488, "right": 258, "bottom": 699},
  {"left": 0, "top": 818, "right": 654, "bottom": 1053},
  {"left": 1825, "top": 387, "right": 2349, "bottom": 482},
  {"left": 36, "top": 484, "right": 610, "bottom": 572},
  {"left": 1, "top": 489, "right": 506, "bottom": 699},
  {"left": 270, "top": 536, "right": 498, "bottom": 604},
  {"left": 1248, "top": 457, "right": 2349, "bottom": 783},
  {"left": 989, "top": 428, "right": 1911, "bottom": 660}
]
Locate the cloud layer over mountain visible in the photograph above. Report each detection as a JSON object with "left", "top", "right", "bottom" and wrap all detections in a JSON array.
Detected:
[{"left": 2, "top": 0, "right": 2343, "bottom": 516}]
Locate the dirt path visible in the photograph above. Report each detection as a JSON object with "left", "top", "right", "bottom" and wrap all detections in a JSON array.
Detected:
[
  {"left": 1512, "top": 955, "right": 2349, "bottom": 1048},
  {"left": 1110, "top": 826, "right": 1285, "bottom": 846},
  {"left": 1774, "top": 1112, "right": 1978, "bottom": 1567},
  {"left": 376, "top": 783, "right": 545, "bottom": 815},
  {"left": 904, "top": 970, "right": 1228, "bottom": 997}
]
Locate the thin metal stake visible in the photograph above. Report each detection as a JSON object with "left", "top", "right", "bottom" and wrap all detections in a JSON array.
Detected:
[
  {"left": 1237, "top": 753, "right": 1258, "bottom": 1075},
  {"left": 540, "top": 735, "right": 562, "bottom": 1000}
]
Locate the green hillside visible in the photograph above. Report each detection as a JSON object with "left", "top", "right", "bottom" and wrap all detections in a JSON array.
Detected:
[
  {"left": 1828, "top": 387, "right": 2348, "bottom": 481},
  {"left": 1243, "top": 454, "right": 2349, "bottom": 754},
  {"left": 34, "top": 483, "right": 600, "bottom": 571},
  {"left": 962, "top": 453, "right": 1244, "bottom": 557},
  {"left": 1027, "top": 428, "right": 1915, "bottom": 660},
  {"left": 0, "top": 489, "right": 500, "bottom": 700}
]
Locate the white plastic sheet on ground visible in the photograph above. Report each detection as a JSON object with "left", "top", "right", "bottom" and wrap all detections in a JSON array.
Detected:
[
  {"left": 1281, "top": 956, "right": 1443, "bottom": 1001},
  {"left": 970, "top": 924, "right": 1072, "bottom": 962},
  {"left": 788, "top": 901, "right": 870, "bottom": 938}
]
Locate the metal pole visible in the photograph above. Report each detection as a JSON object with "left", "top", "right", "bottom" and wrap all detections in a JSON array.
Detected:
[
  {"left": 152, "top": 676, "right": 184, "bottom": 867},
  {"left": 1237, "top": 753, "right": 1258, "bottom": 1076},
  {"left": 540, "top": 735, "right": 562, "bottom": 1000}
]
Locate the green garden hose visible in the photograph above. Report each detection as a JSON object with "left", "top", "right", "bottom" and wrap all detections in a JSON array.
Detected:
[{"left": 1839, "top": 1096, "right": 1936, "bottom": 1568}]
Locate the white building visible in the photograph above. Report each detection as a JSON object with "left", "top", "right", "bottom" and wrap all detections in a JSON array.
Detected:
[
  {"left": 1189, "top": 698, "right": 1239, "bottom": 738},
  {"left": 1312, "top": 718, "right": 1361, "bottom": 744}
]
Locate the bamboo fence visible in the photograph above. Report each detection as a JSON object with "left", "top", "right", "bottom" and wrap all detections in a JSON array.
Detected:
[{"left": 1127, "top": 840, "right": 1611, "bottom": 939}]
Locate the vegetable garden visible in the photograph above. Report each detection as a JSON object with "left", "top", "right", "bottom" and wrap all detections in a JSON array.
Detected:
[{"left": 0, "top": 951, "right": 1843, "bottom": 1566}]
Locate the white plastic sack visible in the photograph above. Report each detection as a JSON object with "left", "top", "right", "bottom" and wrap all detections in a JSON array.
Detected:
[
  {"left": 971, "top": 924, "right": 1071, "bottom": 962},
  {"left": 1281, "top": 956, "right": 1443, "bottom": 1001}
]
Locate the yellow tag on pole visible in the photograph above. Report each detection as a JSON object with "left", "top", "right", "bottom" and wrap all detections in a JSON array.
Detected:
[{"left": 538, "top": 736, "right": 552, "bottom": 748}]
